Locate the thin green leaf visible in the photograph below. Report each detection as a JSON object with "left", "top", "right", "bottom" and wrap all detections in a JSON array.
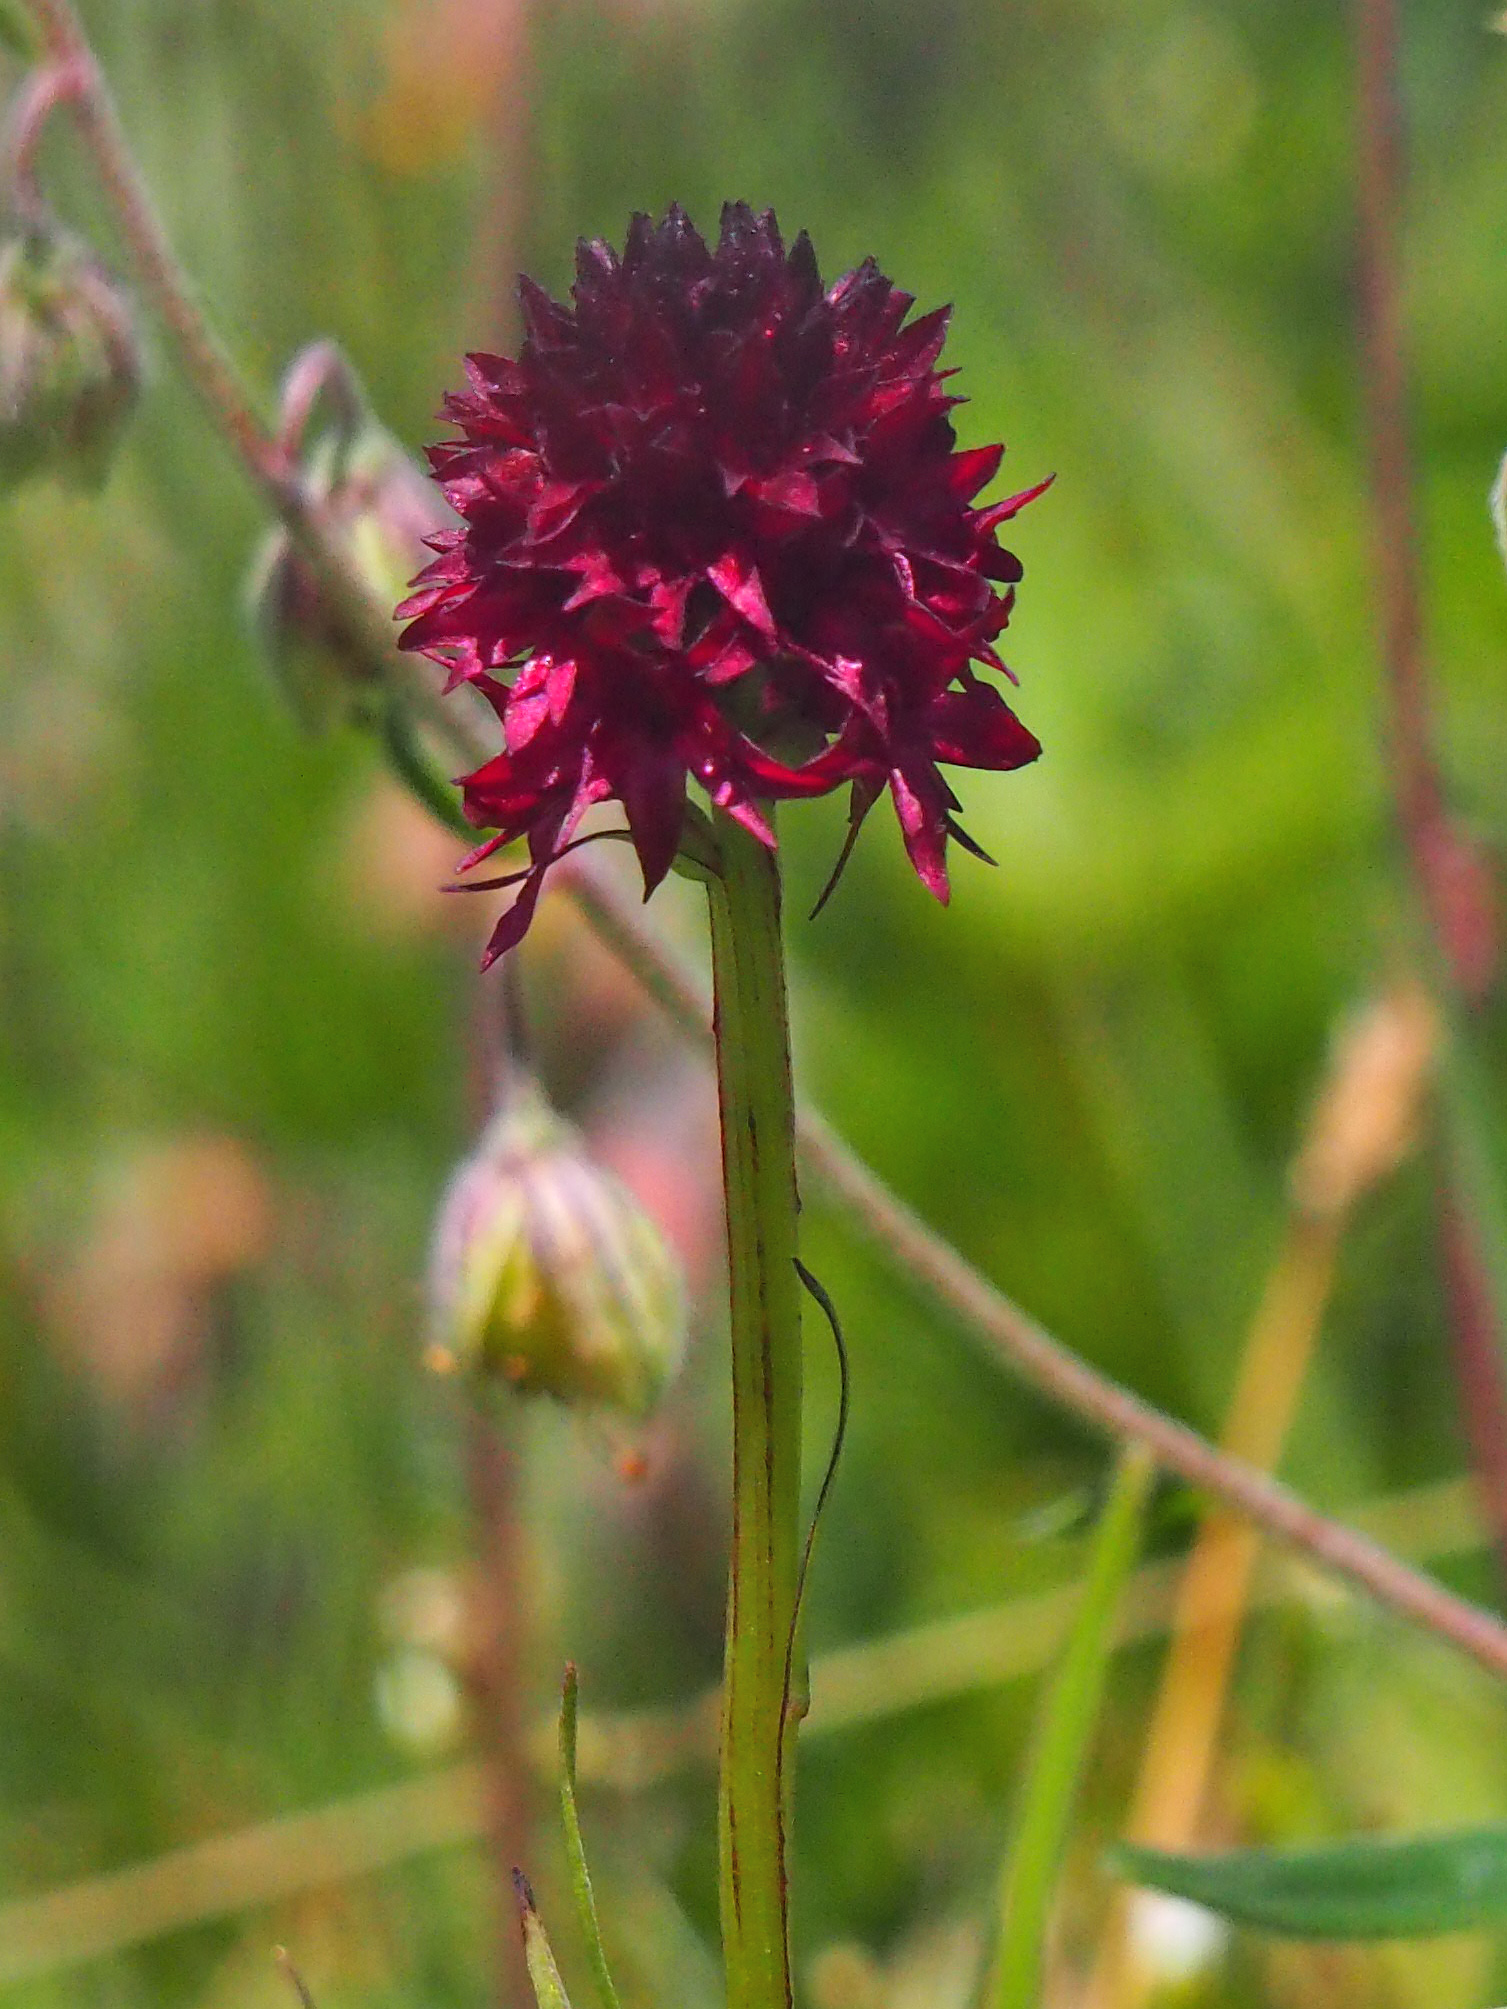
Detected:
[
  {"left": 1112, "top": 1826, "right": 1507, "bottom": 1939},
  {"left": 514, "top": 1872, "right": 576, "bottom": 2009},
  {"left": 989, "top": 1444, "right": 1156, "bottom": 2009},
  {"left": 560, "top": 1664, "right": 623, "bottom": 2009}
]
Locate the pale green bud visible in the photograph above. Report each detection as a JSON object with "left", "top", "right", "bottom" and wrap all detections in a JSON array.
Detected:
[
  {"left": 428, "top": 1080, "right": 687, "bottom": 1418},
  {"left": 247, "top": 416, "right": 449, "bottom": 731},
  {"left": 0, "top": 223, "right": 139, "bottom": 492}
]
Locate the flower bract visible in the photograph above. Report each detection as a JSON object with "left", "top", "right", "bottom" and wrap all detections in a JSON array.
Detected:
[{"left": 399, "top": 203, "right": 1045, "bottom": 962}]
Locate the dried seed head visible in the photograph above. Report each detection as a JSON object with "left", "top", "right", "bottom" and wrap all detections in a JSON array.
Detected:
[
  {"left": 1289, "top": 983, "right": 1439, "bottom": 1222},
  {"left": 0, "top": 222, "right": 139, "bottom": 492},
  {"left": 429, "top": 1077, "right": 686, "bottom": 1417}
]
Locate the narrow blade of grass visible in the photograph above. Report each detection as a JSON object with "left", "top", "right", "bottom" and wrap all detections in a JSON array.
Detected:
[
  {"left": 988, "top": 1444, "right": 1156, "bottom": 2009},
  {"left": 560, "top": 1664, "right": 623, "bottom": 2009},
  {"left": 514, "top": 1873, "right": 576, "bottom": 2009}
]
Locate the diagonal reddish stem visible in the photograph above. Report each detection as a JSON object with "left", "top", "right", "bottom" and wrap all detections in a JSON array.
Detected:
[{"left": 1353, "top": 0, "right": 1507, "bottom": 1586}]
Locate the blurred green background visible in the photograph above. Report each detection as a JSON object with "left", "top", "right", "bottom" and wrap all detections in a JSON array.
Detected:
[{"left": 4, "top": 1, "right": 1507, "bottom": 2006}]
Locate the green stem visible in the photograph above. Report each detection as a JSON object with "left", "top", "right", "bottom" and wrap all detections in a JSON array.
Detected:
[
  {"left": 990, "top": 1445, "right": 1155, "bottom": 2009},
  {"left": 706, "top": 809, "right": 804, "bottom": 2009}
]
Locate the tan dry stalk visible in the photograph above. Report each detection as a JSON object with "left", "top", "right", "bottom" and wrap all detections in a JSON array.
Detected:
[{"left": 1086, "top": 984, "right": 1437, "bottom": 2009}]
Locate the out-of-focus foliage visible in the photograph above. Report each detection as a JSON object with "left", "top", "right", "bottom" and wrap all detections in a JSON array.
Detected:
[
  {"left": 1117, "top": 1823, "right": 1507, "bottom": 1940},
  {"left": 2, "top": 2, "right": 1507, "bottom": 2008}
]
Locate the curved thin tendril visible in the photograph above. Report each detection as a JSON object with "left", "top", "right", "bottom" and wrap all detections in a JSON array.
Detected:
[{"left": 777, "top": 1257, "right": 852, "bottom": 1784}]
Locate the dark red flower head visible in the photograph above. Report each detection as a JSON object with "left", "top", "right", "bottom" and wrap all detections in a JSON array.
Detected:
[{"left": 398, "top": 203, "right": 1047, "bottom": 963}]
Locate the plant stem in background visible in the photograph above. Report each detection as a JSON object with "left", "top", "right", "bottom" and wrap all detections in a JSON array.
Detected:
[
  {"left": 22, "top": 0, "right": 279, "bottom": 487},
  {"left": 988, "top": 1446, "right": 1155, "bottom": 2009},
  {"left": 1352, "top": 0, "right": 1507, "bottom": 1585},
  {"left": 563, "top": 860, "right": 1507, "bottom": 1683},
  {"left": 464, "top": 1414, "right": 532, "bottom": 2009},
  {"left": 457, "top": 971, "right": 534, "bottom": 2009},
  {"left": 0, "top": 1469, "right": 1493, "bottom": 1988},
  {"left": 21, "top": 0, "right": 473, "bottom": 767},
  {"left": 1086, "top": 1223, "right": 1340, "bottom": 2009},
  {"left": 705, "top": 811, "right": 805, "bottom": 2009},
  {"left": 1086, "top": 982, "right": 1436, "bottom": 2009},
  {"left": 1442, "top": 1197, "right": 1507, "bottom": 1546},
  {"left": 470, "top": 0, "right": 534, "bottom": 343},
  {"left": 27, "top": 0, "right": 1507, "bottom": 1683},
  {"left": 2, "top": 55, "right": 85, "bottom": 203}
]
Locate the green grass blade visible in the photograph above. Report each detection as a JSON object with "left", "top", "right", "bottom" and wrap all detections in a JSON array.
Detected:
[
  {"left": 514, "top": 1873, "right": 576, "bottom": 2009},
  {"left": 989, "top": 1445, "right": 1156, "bottom": 2009},
  {"left": 560, "top": 1664, "right": 624, "bottom": 2009},
  {"left": 1112, "top": 1825, "right": 1507, "bottom": 1939}
]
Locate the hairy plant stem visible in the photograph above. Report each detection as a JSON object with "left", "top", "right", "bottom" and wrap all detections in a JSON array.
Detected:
[{"left": 706, "top": 811, "right": 803, "bottom": 2009}]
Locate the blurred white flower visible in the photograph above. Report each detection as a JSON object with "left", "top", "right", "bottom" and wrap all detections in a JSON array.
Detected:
[{"left": 1127, "top": 1889, "right": 1228, "bottom": 1985}]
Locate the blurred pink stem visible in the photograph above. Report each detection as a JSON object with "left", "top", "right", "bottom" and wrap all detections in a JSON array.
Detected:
[
  {"left": 2, "top": 56, "right": 87, "bottom": 204},
  {"left": 1441, "top": 1195, "right": 1507, "bottom": 1570},
  {"left": 462, "top": 976, "right": 533, "bottom": 2009},
  {"left": 1353, "top": 0, "right": 1507, "bottom": 1588},
  {"left": 465, "top": 1413, "right": 533, "bottom": 2009}
]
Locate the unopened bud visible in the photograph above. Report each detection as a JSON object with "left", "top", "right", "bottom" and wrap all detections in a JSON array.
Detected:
[
  {"left": 0, "top": 222, "right": 139, "bottom": 491},
  {"left": 429, "top": 1079, "right": 686, "bottom": 1417},
  {"left": 1290, "top": 982, "right": 1439, "bottom": 1222},
  {"left": 247, "top": 349, "right": 451, "bottom": 730}
]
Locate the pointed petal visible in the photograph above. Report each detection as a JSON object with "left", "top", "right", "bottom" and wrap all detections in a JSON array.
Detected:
[
  {"left": 888, "top": 760, "right": 951, "bottom": 902},
  {"left": 618, "top": 740, "right": 688, "bottom": 894},
  {"left": 810, "top": 775, "right": 883, "bottom": 918},
  {"left": 975, "top": 473, "right": 1055, "bottom": 531},
  {"left": 927, "top": 687, "right": 1042, "bottom": 771},
  {"left": 707, "top": 553, "right": 779, "bottom": 640}
]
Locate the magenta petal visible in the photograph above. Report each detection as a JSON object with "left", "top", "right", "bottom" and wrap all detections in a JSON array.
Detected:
[
  {"left": 478, "top": 869, "right": 549, "bottom": 970},
  {"left": 707, "top": 553, "right": 779, "bottom": 641},
  {"left": 505, "top": 688, "right": 552, "bottom": 751},
  {"left": 546, "top": 655, "right": 578, "bottom": 722},
  {"left": 888, "top": 762, "right": 951, "bottom": 902},
  {"left": 927, "top": 688, "right": 1042, "bottom": 771},
  {"left": 975, "top": 474, "right": 1055, "bottom": 531},
  {"left": 618, "top": 742, "right": 688, "bottom": 893},
  {"left": 945, "top": 444, "right": 1004, "bottom": 502},
  {"left": 748, "top": 469, "right": 822, "bottom": 518}
]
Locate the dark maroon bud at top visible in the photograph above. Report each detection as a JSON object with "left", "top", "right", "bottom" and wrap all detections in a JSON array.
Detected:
[{"left": 398, "top": 204, "right": 1048, "bottom": 964}]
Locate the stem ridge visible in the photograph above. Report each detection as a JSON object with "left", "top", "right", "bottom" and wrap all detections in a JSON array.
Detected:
[{"left": 708, "top": 813, "right": 804, "bottom": 2009}]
